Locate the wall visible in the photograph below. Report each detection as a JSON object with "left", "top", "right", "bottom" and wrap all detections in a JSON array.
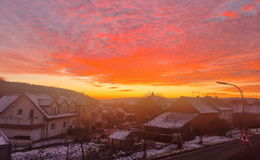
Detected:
[
  {"left": 0, "top": 127, "right": 43, "bottom": 141},
  {"left": 0, "top": 95, "right": 45, "bottom": 126},
  {"left": 46, "top": 116, "right": 78, "bottom": 138}
]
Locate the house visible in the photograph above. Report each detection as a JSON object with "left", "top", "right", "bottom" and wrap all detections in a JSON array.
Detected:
[
  {"left": 204, "top": 96, "right": 233, "bottom": 123},
  {"left": 170, "top": 97, "right": 219, "bottom": 125},
  {"left": 141, "top": 96, "right": 233, "bottom": 143},
  {"left": 142, "top": 112, "right": 198, "bottom": 142},
  {"left": 108, "top": 129, "right": 139, "bottom": 150},
  {"left": 224, "top": 98, "right": 260, "bottom": 128},
  {"left": 0, "top": 93, "right": 78, "bottom": 143},
  {"left": 171, "top": 96, "right": 233, "bottom": 123},
  {"left": 0, "top": 131, "right": 11, "bottom": 160}
]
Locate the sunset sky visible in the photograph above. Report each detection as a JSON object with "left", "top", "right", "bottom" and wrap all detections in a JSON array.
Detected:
[{"left": 0, "top": 0, "right": 259, "bottom": 99}]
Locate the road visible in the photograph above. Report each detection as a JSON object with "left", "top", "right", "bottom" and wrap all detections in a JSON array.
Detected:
[{"left": 155, "top": 135, "right": 260, "bottom": 160}]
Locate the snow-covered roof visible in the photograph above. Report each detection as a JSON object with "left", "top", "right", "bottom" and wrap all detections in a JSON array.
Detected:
[
  {"left": 57, "top": 96, "right": 67, "bottom": 105},
  {"left": 0, "top": 131, "right": 10, "bottom": 145},
  {"left": 245, "top": 105, "right": 260, "bottom": 114},
  {"left": 0, "top": 95, "right": 19, "bottom": 112},
  {"left": 46, "top": 113, "right": 78, "bottom": 119},
  {"left": 26, "top": 93, "right": 78, "bottom": 119},
  {"left": 25, "top": 93, "right": 54, "bottom": 106},
  {"left": 108, "top": 130, "right": 134, "bottom": 140},
  {"left": 230, "top": 105, "right": 243, "bottom": 113},
  {"left": 205, "top": 97, "right": 231, "bottom": 111},
  {"left": 76, "top": 98, "right": 89, "bottom": 106},
  {"left": 181, "top": 97, "right": 218, "bottom": 113},
  {"left": 39, "top": 99, "right": 53, "bottom": 106},
  {"left": 144, "top": 112, "right": 198, "bottom": 129}
]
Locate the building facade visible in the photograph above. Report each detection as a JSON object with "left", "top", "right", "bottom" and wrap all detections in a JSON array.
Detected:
[{"left": 0, "top": 93, "right": 78, "bottom": 142}]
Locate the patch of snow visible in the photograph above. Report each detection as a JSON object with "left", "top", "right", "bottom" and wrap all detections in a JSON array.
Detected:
[
  {"left": 108, "top": 130, "right": 133, "bottom": 140},
  {"left": 182, "top": 97, "right": 218, "bottom": 113},
  {"left": 144, "top": 112, "right": 198, "bottom": 129},
  {"left": 12, "top": 140, "right": 104, "bottom": 160}
]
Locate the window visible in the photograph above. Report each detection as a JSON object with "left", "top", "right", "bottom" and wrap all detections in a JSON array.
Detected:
[
  {"left": 50, "top": 123, "right": 56, "bottom": 130},
  {"left": 17, "top": 109, "right": 23, "bottom": 116},
  {"left": 72, "top": 120, "right": 76, "bottom": 127},
  {"left": 50, "top": 108, "right": 53, "bottom": 114},
  {"left": 29, "top": 109, "right": 34, "bottom": 118},
  {"left": 63, "top": 121, "right": 66, "bottom": 128},
  {"left": 54, "top": 108, "right": 56, "bottom": 114}
]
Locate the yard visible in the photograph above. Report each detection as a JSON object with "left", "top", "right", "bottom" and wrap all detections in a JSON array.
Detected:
[{"left": 11, "top": 129, "right": 260, "bottom": 160}]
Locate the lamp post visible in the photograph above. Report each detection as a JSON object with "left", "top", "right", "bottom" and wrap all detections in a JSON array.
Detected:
[
  {"left": 216, "top": 81, "right": 244, "bottom": 112},
  {"left": 216, "top": 81, "right": 245, "bottom": 129}
]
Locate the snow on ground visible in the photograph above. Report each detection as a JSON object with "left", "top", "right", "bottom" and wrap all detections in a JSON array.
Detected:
[
  {"left": 11, "top": 129, "right": 260, "bottom": 160},
  {"left": 249, "top": 128, "right": 260, "bottom": 135},
  {"left": 115, "top": 143, "right": 178, "bottom": 160},
  {"left": 116, "top": 129, "right": 253, "bottom": 160},
  {"left": 12, "top": 140, "right": 104, "bottom": 160}
]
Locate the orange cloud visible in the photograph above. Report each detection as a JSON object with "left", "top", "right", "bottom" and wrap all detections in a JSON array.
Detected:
[
  {"left": 219, "top": 84, "right": 260, "bottom": 93},
  {"left": 222, "top": 11, "right": 239, "bottom": 19},
  {"left": 93, "top": 84, "right": 103, "bottom": 87},
  {"left": 119, "top": 89, "right": 133, "bottom": 92},
  {"left": 109, "top": 87, "right": 118, "bottom": 89}
]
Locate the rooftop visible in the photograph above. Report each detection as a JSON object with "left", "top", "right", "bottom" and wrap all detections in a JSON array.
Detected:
[
  {"left": 0, "top": 95, "right": 19, "bottom": 112},
  {"left": 108, "top": 130, "right": 135, "bottom": 140},
  {"left": 181, "top": 97, "right": 218, "bottom": 113},
  {"left": 144, "top": 112, "right": 198, "bottom": 129},
  {"left": 0, "top": 131, "right": 10, "bottom": 145}
]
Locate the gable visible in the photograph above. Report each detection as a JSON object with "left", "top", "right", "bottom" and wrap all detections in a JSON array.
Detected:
[{"left": 0, "top": 95, "right": 45, "bottom": 119}]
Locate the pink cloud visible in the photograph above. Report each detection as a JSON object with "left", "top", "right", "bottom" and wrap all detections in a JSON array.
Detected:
[{"left": 242, "top": 4, "right": 256, "bottom": 11}]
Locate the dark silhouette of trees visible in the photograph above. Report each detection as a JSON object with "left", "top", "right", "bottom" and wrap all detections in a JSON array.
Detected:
[{"left": 133, "top": 96, "right": 163, "bottom": 124}]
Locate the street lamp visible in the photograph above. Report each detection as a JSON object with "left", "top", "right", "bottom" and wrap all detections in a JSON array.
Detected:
[
  {"left": 216, "top": 81, "right": 246, "bottom": 131},
  {"left": 216, "top": 81, "right": 244, "bottom": 113}
]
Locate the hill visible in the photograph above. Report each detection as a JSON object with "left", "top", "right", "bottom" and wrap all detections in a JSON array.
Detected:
[{"left": 0, "top": 80, "right": 99, "bottom": 104}]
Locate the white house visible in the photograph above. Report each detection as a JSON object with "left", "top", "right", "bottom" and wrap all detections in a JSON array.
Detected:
[{"left": 0, "top": 93, "right": 78, "bottom": 142}]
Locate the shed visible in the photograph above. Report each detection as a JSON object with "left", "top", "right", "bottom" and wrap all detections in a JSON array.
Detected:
[
  {"left": 143, "top": 112, "right": 198, "bottom": 142},
  {"left": 108, "top": 129, "right": 138, "bottom": 150}
]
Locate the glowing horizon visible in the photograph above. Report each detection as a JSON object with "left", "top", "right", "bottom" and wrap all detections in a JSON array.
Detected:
[{"left": 0, "top": 0, "right": 259, "bottom": 99}]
